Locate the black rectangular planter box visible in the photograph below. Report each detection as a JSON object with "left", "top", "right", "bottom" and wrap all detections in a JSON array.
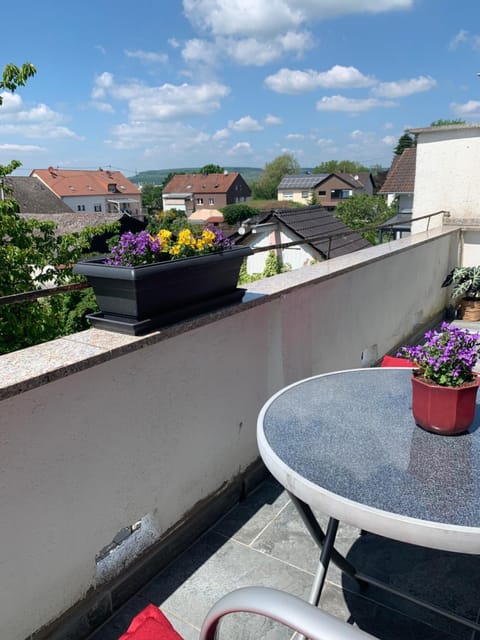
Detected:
[{"left": 73, "top": 246, "right": 253, "bottom": 335}]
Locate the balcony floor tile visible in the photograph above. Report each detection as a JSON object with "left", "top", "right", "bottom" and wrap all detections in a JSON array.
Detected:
[{"left": 87, "top": 478, "right": 480, "bottom": 640}]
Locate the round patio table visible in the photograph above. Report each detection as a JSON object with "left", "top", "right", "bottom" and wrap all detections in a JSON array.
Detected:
[{"left": 257, "top": 368, "right": 480, "bottom": 630}]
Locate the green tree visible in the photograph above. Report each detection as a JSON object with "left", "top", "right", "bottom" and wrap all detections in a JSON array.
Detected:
[
  {"left": 431, "top": 119, "right": 466, "bottom": 126},
  {"left": 0, "top": 62, "right": 117, "bottom": 353},
  {"left": 220, "top": 203, "right": 258, "bottom": 225},
  {"left": 312, "top": 160, "right": 369, "bottom": 174},
  {"left": 252, "top": 153, "right": 300, "bottom": 200},
  {"left": 141, "top": 183, "right": 163, "bottom": 211},
  {"left": 0, "top": 62, "right": 36, "bottom": 102},
  {"left": 394, "top": 132, "right": 416, "bottom": 156},
  {"left": 334, "top": 193, "right": 394, "bottom": 244},
  {"left": 199, "top": 163, "right": 224, "bottom": 175}
]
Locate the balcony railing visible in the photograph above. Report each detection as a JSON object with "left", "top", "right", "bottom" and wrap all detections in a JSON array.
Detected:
[{"left": 0, "top": 224, "right": 462, "bottom": 639}]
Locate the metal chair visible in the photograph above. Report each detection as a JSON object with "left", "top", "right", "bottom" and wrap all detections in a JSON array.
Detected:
[{"left": 118, "top": 586, "right": 375, "bottom": 639}]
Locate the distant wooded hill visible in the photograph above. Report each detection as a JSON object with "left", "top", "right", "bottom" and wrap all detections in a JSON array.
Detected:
[{"left": 129, "top": 167, "right": 264, "bottom": 187}]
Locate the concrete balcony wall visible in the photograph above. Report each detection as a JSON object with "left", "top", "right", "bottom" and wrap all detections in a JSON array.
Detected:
[{"left": 0, "top": 227, "right": 459, "bottom": 639}]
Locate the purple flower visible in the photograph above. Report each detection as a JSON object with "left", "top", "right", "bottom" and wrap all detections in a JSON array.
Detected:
[{"left": 398, "top": 323, "right": 480, "bottom": 387}]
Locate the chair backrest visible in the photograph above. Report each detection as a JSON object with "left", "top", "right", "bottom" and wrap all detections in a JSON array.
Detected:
[
  {"left": 200, "top": 586, "right": 377, "bottom": 640},
  {"left": 118, "top": 587, "right": 377, "bottom": 639}
]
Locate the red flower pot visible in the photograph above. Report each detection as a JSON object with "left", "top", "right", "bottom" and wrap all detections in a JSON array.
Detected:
[{"left": 411, "top": 373, "right": 480, "bottom": 435}]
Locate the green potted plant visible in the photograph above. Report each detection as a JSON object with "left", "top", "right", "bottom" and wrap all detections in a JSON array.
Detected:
[
  {"left": 398, "top": 322, "right": 480, "bottom": 434},
  {"left": 73, "top": 226, "right": 252, "bottom": 335},
  {"left": 441, "top": 266, "right": 480, "bottom": 320}
]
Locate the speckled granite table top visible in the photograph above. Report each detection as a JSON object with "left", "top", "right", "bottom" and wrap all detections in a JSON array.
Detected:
[{"left": 260, "top": 368, "right": 480, "bottom": 530}]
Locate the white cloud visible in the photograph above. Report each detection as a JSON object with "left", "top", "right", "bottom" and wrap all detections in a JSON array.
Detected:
[
  {"left": 95, "top": 44, "right": 107, "bottom": 55},
  {"left": 90, "top": 101, "right": 115, "bottom": 113},
  {"left": 316, "top": 95, "right": 395, "bottom": 113},
  {"left": 181, "top": 1, "right": 411, "bottom": 68},
  {"left": 128, "top": 82, "right": 230, "bottom": 120},
  {"left": 182, "top": 39, "right": 218, "bottom": 65},
  {"left": 264, "top": 114, "right": 283, "bottom": 125},
  {"left": 223, "top": 31, "right": 312, "bottom": 65},
  {"left": 227, "top": 142, "right": 253, "bottom": 155},
  {"left": 382, "top": 135, "right": 397, "bottom": 145},
  {"left": 317, "top": 137, "right": 334, "bottom": 146},
  {"left": 286, "top": 133, "right": 304, "bottom": 140},
  {"left": 451, "top": 100, "right": 480, "bottom": 117},
  {"left": 109, "top": 121, "right": 210, "bottom": 150},
  {"left": 183, "top": 0, "right": 412, "bottom": 37},
  {"left": 213, "top": 128, "right": 230, "bottom": 140},
  {"left": 124, "top": 49, "right": 168, "bottom": 64},
  {"left": 169, "top": 38, "right": 180, "bottom": 48},
  {"left": 95, "top": 73, "right": 230, "bottom": 121},
  {"left": 449, "top": 29, "right": 480, "bottom": 51},
  {"left": 91, "top": 72, "right": 114, "bottom": 99},
  {"left": 0, "top": 92, "right": 81, "bottom": 140},
  {"left": 373, "top": 75, "right": 436, "bottom": 98},
  {"left": 229, "top": 115, "right": 263, "bottom": 131},
  {"left": 0, "top": 143, "right": 46, "bottom": 152},
  {"left": 0, "top": 93, "right": 22, "bottom": 112},
  {"left": 265, "top": 65, "right": 375, "bottom": 93},
  {"left": 350, "top": 129, "right": 363, "bottom": 138}
]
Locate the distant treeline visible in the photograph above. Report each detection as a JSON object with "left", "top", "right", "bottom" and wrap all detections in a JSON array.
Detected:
[{"left": 129, "top": 167, "right": 264, "bottom": 187}]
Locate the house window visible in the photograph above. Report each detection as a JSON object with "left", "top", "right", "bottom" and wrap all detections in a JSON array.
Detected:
[
  {"left": 331, "top": 189, "right": 352, "bottom": 200},
  {"left": 108, "top": 183, "right": 117, "bottom": 193},
  {"left": 282, "top": 191, "right": 293, "bottom": 199},
  {"left": 301, "top": 191, "right": 309, "bottom": 198},
  {"left": 94, "top": 204, "right": 102, "bottom": 212},
  {"left": 318, "top": 190, "right": 326, "bottom": 196},
  {"left": 208, "top": 198, "right": 214, "bottom": 205},
  {"left": 197, "top": 198, "right": 204, "bottom": 205},
  {"left": 77, "top": 205, "right": 86, "bottom": 211}
]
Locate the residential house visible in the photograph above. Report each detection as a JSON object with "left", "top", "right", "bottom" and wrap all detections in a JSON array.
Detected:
[
  {"left": 30, "top": 167, "right": 142, "bottom": 216},
  {"left": 235, "top": 204, "right": 371, "bottom": 274},
  {"left": 378, "top": 147, "right": 416, "bottom": 213},
  {"left": 5, "top": 176, "right": 74, "bottom": 213},
  {"left": 277, "top": 172, "right": 374, "bottom": 208},
  {"left": 377, "top": 147, "right": 416, "bottom": 240},
  {"left": 162, "top": 172, "right": 251, "bottom": 214},
  {"left": 410, "top": 124, "right": 480, "bottom": 245}
]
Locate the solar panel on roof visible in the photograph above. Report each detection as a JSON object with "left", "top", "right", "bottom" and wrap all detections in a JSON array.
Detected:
[{"left": 278, "top": 175, "right": 326, "bottom": 189}]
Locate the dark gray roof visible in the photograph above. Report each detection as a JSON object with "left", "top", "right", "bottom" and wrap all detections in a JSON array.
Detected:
[
  {"left": 18, "top": 212, "right": 126, "bottom": 236},
  {"left": 256, "top": 205, "right": 371, "bottom": 259},
  {"left": 278, "top": 174, "right": 328, "bottom": 189},
  {"left": 5, "top": 176, "right": 73, "bottom": 213}
]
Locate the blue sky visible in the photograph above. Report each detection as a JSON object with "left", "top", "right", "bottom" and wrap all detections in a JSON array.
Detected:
[{"left": 2, "top": 0, "right": 480, "bottom": 177}]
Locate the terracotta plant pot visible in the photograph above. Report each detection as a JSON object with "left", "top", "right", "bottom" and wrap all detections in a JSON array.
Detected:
[{"left": 411, "top": 373, "right": 480, "bottom": 435}]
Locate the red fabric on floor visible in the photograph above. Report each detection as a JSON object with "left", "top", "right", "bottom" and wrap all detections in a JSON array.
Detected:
[
  {"left": 380, "top": 355, "right": 414, "bottom": 368},
  {"left": 118, "top": 604, "right": 184, "bottom": 640}
]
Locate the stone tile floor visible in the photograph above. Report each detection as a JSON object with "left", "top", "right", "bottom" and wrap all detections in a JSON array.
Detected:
[
  {"left": 87, "top": 477, "right": 480, "bottom": 640},
  {"left": 88, "top": 320, "right": 480, "bottom": 640}
]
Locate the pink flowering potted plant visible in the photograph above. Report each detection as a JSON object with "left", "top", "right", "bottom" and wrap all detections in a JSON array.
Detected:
[
  {"left": 74, "top": 226, "right": 252, "bottom": 335},
  {"left": 398, "top": 322, "right": 480, "bottom": 434}
]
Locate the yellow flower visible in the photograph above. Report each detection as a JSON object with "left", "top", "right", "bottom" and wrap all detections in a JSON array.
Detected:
[
  {"left": 157, "top": 229, "right": 173, "bottom": 247},
  {"left": 201, "top": 229, "right": 216, "bottom": 246},
  {"left": 178, "top": 229, "right": 195, "bottom": 246},
  {"left": 170, "top": 244, "right": 181, "bottom": 256}
]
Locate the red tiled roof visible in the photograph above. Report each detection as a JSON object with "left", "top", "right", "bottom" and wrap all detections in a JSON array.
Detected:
[
  {"left": 163, "top": 172, "right": 240, "bottom": 194},
  {"left": 31, "top": 168, "right": 141, "bottom": 197},
  {"left": 378, "top": 148, "right": 416, "bottom": 194}
]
